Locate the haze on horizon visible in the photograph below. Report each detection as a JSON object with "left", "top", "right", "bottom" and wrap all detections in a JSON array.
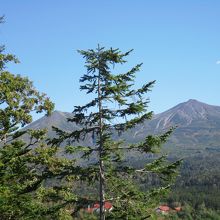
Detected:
[{"left": 1, "top": 0, "right": 220, "bottom": 117}]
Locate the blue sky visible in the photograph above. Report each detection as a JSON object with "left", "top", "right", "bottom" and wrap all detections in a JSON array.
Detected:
[{"left": 1, "top": 0, "right": 220, "bottom": 116}]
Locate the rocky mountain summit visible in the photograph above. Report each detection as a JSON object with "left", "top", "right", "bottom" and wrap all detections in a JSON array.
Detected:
[{"left": 152, "top": 99, "right": 220, "bottom": 129}]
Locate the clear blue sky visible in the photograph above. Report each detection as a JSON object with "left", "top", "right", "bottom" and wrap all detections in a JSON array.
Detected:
[{"left": 1, "top": 0, "right": 220, "bottom": 116}]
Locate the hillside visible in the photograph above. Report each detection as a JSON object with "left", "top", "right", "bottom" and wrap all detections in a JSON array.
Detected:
[
  {"left": 122, "top": 99, "right": 220, "bottom": 156},
  {"left": 25, "top": 110, "right": 94, "bottom": 146},
  {"left": 25, "top": 99, "right": 220, "bottom": 157}
]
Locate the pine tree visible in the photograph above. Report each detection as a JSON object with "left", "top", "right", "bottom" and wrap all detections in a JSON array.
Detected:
[{"left": 52, "top": 45, "right": 181, "bottom": 219}]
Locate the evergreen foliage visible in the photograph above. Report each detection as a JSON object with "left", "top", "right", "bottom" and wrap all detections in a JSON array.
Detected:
[
  {"left": 52, "top": 45, "right": 181, "bottom": 219},
  {"left": 163, "top": 202, "right": 220, "bottom": 220},
  {"left": 0, "top": 21, "right": 75, "bottom": 219}
]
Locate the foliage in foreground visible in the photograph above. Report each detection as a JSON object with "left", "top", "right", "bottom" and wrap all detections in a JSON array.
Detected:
[{"left": 0, "top": 37, "right": 76, "bottom": 219}]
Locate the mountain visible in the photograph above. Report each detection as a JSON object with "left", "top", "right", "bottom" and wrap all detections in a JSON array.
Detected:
[
  {"left": 27, "top": 110, "right": 75, "bottom": 132},
  {"left": 25, "top": 99, "right": 220, "bottom": 156},
  {"left": 111, "top": 99, "right": 220, "bottom": 154},
  {"left": 155, "top": 99, "right": 220, "bottom": 152},
  {"left": 148, "top": 99, "right": 220, "bottom": 129},
  {"left": 132, "top": 99, "right": 220, "bottom": 130},
  {"left": 24, "top": 110, "right": 94, "bottom": 146}
]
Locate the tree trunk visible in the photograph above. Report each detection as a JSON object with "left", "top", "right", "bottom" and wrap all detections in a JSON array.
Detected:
[{"left": 98, "top": 53, "right": 105, "bottom": 220}]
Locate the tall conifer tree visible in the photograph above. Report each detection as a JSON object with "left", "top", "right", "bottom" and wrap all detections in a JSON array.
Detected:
[{"left": 52, "top": 46, "right": 181, "bottom": 219}]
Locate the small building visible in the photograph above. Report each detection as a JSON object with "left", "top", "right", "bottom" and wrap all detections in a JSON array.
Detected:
[
  {"left": 156, "top": 205, "right": 170, "bottom": 215},
  {"left": 85, "top": 201, "right": 113, "bottom": 213}
]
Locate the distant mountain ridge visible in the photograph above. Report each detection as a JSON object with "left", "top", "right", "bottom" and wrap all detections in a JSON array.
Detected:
[
  {"left": 28, "top": 99, "right": 220, "bottom": 129},
  {"left": 27, "top": 110, "right": 76, "bottom": 132},
  {"left": 25, "top": 99, "right": 220, "bottom": 157}
]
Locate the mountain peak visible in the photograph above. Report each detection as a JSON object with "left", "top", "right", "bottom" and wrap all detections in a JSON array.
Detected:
[
  {"left": 175, "top": 99, "right": 210, "bottom": 111},
  {"left": 186, "top": 99, "right": 200, "bottom": 104},
  {"left": 187, "top": 99, "right": 198, "bottom": 102},
  {"left": 180, "top": 99, "right": 208, "bottom": 107},
  {"left": 152, "top": 99, "right": 220, "bottom": 129},
  {"left": 25, "top": 110, "right": 74, "bottom": 131},
  {"left": 180, "top": 99, "right": 219, "bottom": 108}
]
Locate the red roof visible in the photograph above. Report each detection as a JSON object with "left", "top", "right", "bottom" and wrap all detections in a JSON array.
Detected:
[
  {"left": 159, "top": 206, "right": 170, "bottom": 212},
  {"left": 85, "top": 201, "right": 113, "bottom": 213},
  {"left": 94, "top": 203, "right": 99, "bottom": 208},
  {"left": 104, "top": 202, "right": 113, "bottom": 209},
  {"left": 93, "top": 202, "right": 113, "bottom": 210}
]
